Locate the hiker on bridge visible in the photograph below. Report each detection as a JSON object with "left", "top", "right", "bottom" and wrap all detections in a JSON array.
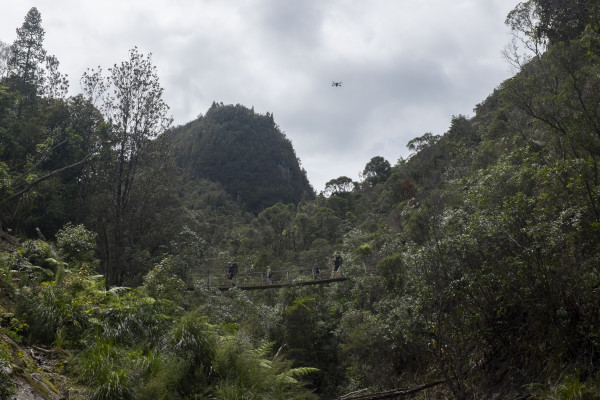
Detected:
[
  {"left": 313, "top": 263, "right": 321, "bottom": 280},
  {"left": 332, "top": 253, "right": 342, "bottom": 278},
  {"left": 227, "top": 262, "right": 238, "bottom": 287},
  {"left": 266, "top": 266, "right": 273, "bottom": 284}
]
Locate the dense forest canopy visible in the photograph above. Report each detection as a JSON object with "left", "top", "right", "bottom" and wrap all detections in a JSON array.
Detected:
[{"left": 2, "top": 1, "right": 600, "bottom": 399}]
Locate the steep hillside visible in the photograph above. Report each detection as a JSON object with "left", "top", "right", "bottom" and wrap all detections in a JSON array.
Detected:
[{"left": 165, "top": 103, "right": 315, "bottom": 214}]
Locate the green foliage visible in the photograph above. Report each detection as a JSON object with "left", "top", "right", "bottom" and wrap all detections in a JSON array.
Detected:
[
  {"left": 44, "top": 258, "right": 68, "bottom": 284},
  {"left": 360, "top": 156, "right": 391, "bottom": 188},
  {"left": 170, "top": 311, "right": 215, "bottom": 361},
  {"left": 143, "top": 258, "right": 185, "bottom": 302},
  {"left": 137, "top": 353, "right": 186, "bottom": 400},
  {"left": 356, "top": 243, "right": 372, "bottom": 256},
  {"left": 0, "top": 253, "right": 14, "bottom": 292},
  {"left": 19, "top": 239, "right": 55, "bottom": 267},
  {"left": 407, "top": 132, "right": 440, "bottom": 152},
  {"left": 166, "top": 310, "right": 216, "bottom": 394},
  {"left": 253, "top": 250, "right": 271, "bottom": 270},
  {"left": 7, "top": 7, "right": 46, "bottom": 98},
  {"left": 15, "top": 280, "right": 88, "bottom": 345},
  {"left": 0, "top": 162, "right": 10, "bottom": 196},
  {"left": 324, "top": 176, "right": 355, "bottom": 197},
  {"left": 167, "top": 103, "right": 314, "bottom": 215},
  {"left": 0, "top": 9, "right": 96, "bottom": 237},
  {"left": 278, "top": 293, "right": 341, "bottom": 391},
  {"left": 97, "top": 292, "right": 176, "bottom": 350},
  {"left": 56, "top": 222, "right": 97, "bottom": 270},
  {"left": 527, "top": 370, "right": 600, "bottom": 400},
  {"left": 82, "top": 47, "right": 175, "bottom": 287},
  {"left": 212, "top": 337, "right": 318, "bottom": 400},
  {"left": 75, "top": 339, "right": 144, "bottom": 400},
  {"left": 256, "top": 202, "right": 296, "bottom": 257},
  {"left": 336, "top": 309, "right": 396, "bottom": 391},
  {"left": 376, "top": 253, "right": 404, "bottom": 290},
  {"left": 167, "top": 226, "right": 206, "bottom": 281},
  {"left": 506, "top": 0, "right": 600, "bottom": 47}
]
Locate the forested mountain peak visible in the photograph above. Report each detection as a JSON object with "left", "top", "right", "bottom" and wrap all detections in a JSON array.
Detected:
[{"left": 165, "top": 102, "right": 314, "bottom": 214}]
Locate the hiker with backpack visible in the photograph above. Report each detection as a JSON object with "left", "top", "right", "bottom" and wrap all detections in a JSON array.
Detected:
[
  {"left": 332, "top": 253, "right": 342, "bottom": 278},
  {"left": 227, "top": 262, "right": 238, "bottom": 287}
]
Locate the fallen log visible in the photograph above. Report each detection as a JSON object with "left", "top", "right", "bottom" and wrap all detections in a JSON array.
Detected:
[{"left": 336, "top": 379, "right": 447, "bottom": 400}]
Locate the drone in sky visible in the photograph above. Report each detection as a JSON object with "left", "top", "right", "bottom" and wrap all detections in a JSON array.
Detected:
[{"left": 331, "top": 81, "right": 343, "bottom": 87}]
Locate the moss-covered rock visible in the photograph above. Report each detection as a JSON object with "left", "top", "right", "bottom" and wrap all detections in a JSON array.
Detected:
[{"left": 0, "top": 334, "right": 80, "bottom": 399}]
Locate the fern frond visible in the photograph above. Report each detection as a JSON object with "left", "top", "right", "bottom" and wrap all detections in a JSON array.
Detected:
[
  {"left": 107, "top": 286, "right": 131, "bottom": 296},
  {"left": 287, "top": 367, "right": 320, "bottom": 378},
  {"left": 248, "top": 341, "right": 275, "bottom": 359},
  {"left": 277, "top": 367, "right": 319, "bottom": 384}
]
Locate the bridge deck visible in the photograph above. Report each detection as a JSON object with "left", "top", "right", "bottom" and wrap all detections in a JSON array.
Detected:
[{"left": 217, "top": 277, "right": 348, "bottom": 291}]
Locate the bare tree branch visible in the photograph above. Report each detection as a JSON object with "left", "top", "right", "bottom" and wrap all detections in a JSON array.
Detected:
[{"left": 0, "top": 150, "right": 96, "bottom": 207}]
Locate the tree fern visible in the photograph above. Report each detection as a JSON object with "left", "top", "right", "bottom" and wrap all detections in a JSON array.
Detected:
[{"left": 212, "top": 335, "right": 318, "bottom": 400}]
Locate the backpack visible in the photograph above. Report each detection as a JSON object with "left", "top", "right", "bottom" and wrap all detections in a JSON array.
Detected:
[{"left": 335, "top": 255, "right": 342, "bottom": 267}]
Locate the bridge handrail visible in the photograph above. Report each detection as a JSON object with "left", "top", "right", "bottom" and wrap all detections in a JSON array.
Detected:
[{"left": 193, "top": 265, "right": 341, "bottom": 288}]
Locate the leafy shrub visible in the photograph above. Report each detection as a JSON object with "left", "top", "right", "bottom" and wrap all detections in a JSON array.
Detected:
[
  {"left": 56, "top": 222, "right": 98, "bottom": 272},
  {"left": 143, "top": 258, "right": 185, "bottom": 302},
  {"left": 24, "top": 265, "right": 55, "bottom": 285},
  {"left": 1, "top": 312, "right": 28, "bottom": 341},
  {"left": 137, "top": 353, "right": 186, "bottom": 400},
  {"left": 356, "top": 243, "right": 372, "bottom": 256},
  {"left": 0, "top": 252, "right": 21, "bottom": 271},
  {"left": 75, "top": 340, "right": 144, "bottom": 400},
  {"left": 169, "top": 310, "right": 216, "bottom": 373},
  {"left": 15, "top": 281, "right": 88, "bottom": 345},
  {"left": 376, "top": 253, "right": 405, "bottom": 290},
  {"left": 19, "top": 239, "right": 55, "bottom": 267},
  {"left": 97, "top": 292, "right": 176, "bottom": 350},
  {"left": 1, "top": 250, "right": 54, "bottom": 286},
  {"left": 168, "top": 226, "right": 206, "bottom": 280}
]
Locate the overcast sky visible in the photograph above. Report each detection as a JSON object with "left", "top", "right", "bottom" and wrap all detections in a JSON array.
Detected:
[{"left": 1, "top": 1, "right": 519, "bottom": 192}]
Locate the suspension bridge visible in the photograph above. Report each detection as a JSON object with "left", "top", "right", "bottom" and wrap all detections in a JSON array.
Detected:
[
  {"left": 217, "top": 276, "right": 348, "bottom": 291},
  {"left": 190, "top": 265, "right": 350, "bottom": 291}
]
